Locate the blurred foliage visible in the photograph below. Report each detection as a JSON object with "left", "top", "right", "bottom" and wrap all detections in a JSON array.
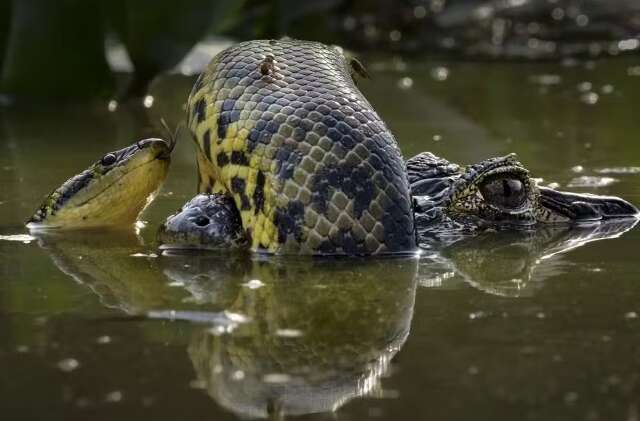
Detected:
[{"left": 0, "top": 0, "right": 638, "bottom": 102}]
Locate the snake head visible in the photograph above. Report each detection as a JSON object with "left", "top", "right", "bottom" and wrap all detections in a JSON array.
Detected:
[{"left": 27, "top": 138, "right": 172, "bottom": 229}]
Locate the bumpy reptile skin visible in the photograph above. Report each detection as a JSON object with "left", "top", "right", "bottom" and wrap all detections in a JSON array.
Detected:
[{"left": 187, "top": 40, "right": 416, "bottom": 254}]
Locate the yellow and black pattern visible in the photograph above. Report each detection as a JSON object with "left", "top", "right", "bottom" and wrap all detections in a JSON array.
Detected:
[{"left": 187, "top": 39, "right": 416, "bottom": 254}]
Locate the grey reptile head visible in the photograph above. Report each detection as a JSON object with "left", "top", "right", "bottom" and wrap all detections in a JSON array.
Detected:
[{"left": 158, "top": 152, "right": 638, "bottom": 250}]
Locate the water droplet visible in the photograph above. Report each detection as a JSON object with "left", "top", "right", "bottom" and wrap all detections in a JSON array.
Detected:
[
  {"left": 413, "top": 5, "right": 427, "bottom": 19},
  {"left": 596, "top": 167, "right": 640, "bottom": 175},
  {"left": 143, "top": 95, "right": 154, "bottom": 108},
  {"left": 276, "top": 328, "right": 303, "bottom": 338},
  {"left": 469, "top": 311, "right": 486, "bottom": 320},
  {"left": 571, "top": 165, "right": 584, "bottom": 173},
  {"left": 567, "top": 176, "right": 617, "bottom": 188},
  {"left": 575, "top": 14, "right": 589, "bottom": 27},
  {"left": 468, "top": 366, "right": 480, "bottom": 375},
  {"left": 389, "top": 30, "right": 402, "bottom": 42},
  {"left": 16, "top": 345, "right": 29, "bottom": 353},
  {"left": 107, "top": 100, "right": 118, "bottom": 112},
  {"left": 530, "top": 74, "right": 561, "bottom": 85},
  {"left": 577, "top": 81, "right": 592, "bottom": 92},
  {"left": 619, "top": 39, "right": 639, "bottom": 51},
  {"left": 536, "top": 312, "right": 546, "bottom": 319},
  {"left": 580, "top": 92, "right": 599, "bottom": 105},
  {"left": 564, "top": 391, "right": 579, "bottom": 404},
  {"left": 625, "top": 312, "right": 638, "bottom": 319},
  {"left": 431, "top": 66, "right": 449, "bottom": 81},
  {"left": 58, "top": 358, "right": 80, "bottom": 372},
  {"left": 628, "top": 66, "right": 640, "bottom": 76},
  {"left": 601, "top": 84, "right": 614, "bottom": 94},
  {"left": 105, "top": 391, "right": 123, "bottom": 402},
  {"left": 397, "top": 77, "right": 413, "bottom": 90},
  {"left": 551, "top": 7, "right": 565, "bottom": 20},
  {"left": 263, "top": 373, "right": 291, "bottom": 383},
  {"left": 433, "top": 134, "right": 442, "bottom": 141},
  {"left": 0, "top": 234, "right": 36, "bottom": 243},
  {"left": 96, "top": 335, "right": 111, "bottom": 344},
  {"left": 343, "top": 16, "right": 356, "bottom": 31},
  {"left": 232, "top": 370, "right": 245, "bottom": 381},
  {"left": 242, "top": 279, "right": 265, "bottom": 289}
]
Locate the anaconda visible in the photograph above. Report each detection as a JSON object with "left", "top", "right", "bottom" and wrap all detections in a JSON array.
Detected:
[{"left": 27, "top": 39, "right": 639, "bottom": 254}]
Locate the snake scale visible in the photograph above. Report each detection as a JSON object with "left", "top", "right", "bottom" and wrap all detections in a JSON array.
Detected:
[{"left": 186, "top": 39, "right": 417, "bottom": 255}]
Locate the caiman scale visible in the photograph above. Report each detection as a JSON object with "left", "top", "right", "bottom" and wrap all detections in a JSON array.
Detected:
[{"left": 27, "top": 40, "right": 639, "bottom": 254}]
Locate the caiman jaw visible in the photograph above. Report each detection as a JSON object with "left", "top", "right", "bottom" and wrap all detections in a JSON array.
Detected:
[{"left": 537, "top": 186, "right": 639, "bottom": 223}]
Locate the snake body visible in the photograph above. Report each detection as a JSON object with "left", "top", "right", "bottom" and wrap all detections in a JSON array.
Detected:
[{"left": 187, "top": 40, "right": 416, "bottom": 254}]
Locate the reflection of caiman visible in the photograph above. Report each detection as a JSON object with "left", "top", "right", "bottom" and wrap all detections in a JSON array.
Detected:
[
  {"left": 27, "top": 40, "right": 638, "bottom": 254},
  {"left": 418, "top": 218, "right": 638, "bottom": 297}
]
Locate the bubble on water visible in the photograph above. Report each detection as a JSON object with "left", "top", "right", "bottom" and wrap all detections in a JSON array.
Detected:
[
  {"left": 625, "top": 312, "right": 638, "bottom": 319},
  {"left": 530, "top": 74, "right": 561, "bottom": 85},
  {"left": 189, "top": 379, "right": 207, "bottom": 389},
  {"left": 16, "top": 345, "right": 29, "bottom": 353},
  {"left": 242, "top": 279, "right": 265, "bottom": 289},
  {"left": 397, "top": 77, "right": 413, "bottom": 90},
  {"left": 431, "top": 66, "right": 449, "bottom": 81},
  {"left": 143, "top": 95, "right": 154, "bottom": 108},
  {"left": 547, "top": 182, "right": 561, "bottom": 189},
  {"left": 551, "top": 7, "right": 565, "bottom": 20},
  {"left": 580, "top": 92, "right": 599, "bottom": 105},
  {"left": 577, "top": 81, "right": 592, "bottom": 92},
  {"left": 571, "top": 165, "right": 584, "bottom": 173},
  {"left": 107, "top": 100, "right": 118, "bottom": 112},
  {"left": 343, "top": 16, "right": 356, "bottom": 31},
  {"left": 263, "top": 373, "right": 291, "bottom": 384},
  {"left": 389, "top": 30, "right": 402, "bottom": 42},
  {"left": 596, "top": 167, "right": 640, "bottom": 175},
  {"left": 567, "top": 176, "right": 617, "bottom": 188},
  {"left": 105, "top": 391, "right": 123, "bottom": 403},
  {"left": 575, "top": 14, "right": 589, "bottom": 27},
  {"left": 58, "top": 358, "right": 80, "bottom": 372},
  {"left": 468, "top": 366, "right": 480, "bottom": 375},
  {"left": 468, "top": 311, "right": 486, "bottom": 320},
  {"left": 0, "top": 234, "right": 36, "bottom": 244},
  {"left": 601, "top": 84, "right": 614, "bottom": 94},
  {"left": 536, "top": 312, "right": 546, "bottom": 319},
  {"left": 130, "top": 252, "right": 157, "bottom": 258},
  {"left": 97, "top": 335, "right": 112, "bottom": 344},
  {"left": 564, "top": 391, "right": 579, "bottom": 404},
  {"left": 619, "top": 39, "right": 640, "bottom": 51},
  {"left": 433, "top": 134, "right": 442, "bottom": 141},
  {"left": 276, "top": 328, "right": 303, "bottom": 338},
  {"left": 413, "top": 5, "right": 427, "bottom": 19},
  {"left": 232, "top": 370, "right": 245, "bottom": 381},
  {"left": 628, "top": 66, "right": 640, "bottom": 76}
]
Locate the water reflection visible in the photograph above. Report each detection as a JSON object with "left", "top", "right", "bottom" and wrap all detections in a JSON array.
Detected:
[
  {"left": 33, "top": 232, "right": 418, "bottom": 418},
  {"left": 418, "top": 218, "right": 638, "bottom": 297}
]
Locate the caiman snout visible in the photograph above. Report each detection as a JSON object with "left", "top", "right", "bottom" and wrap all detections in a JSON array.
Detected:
[{"left": 538, "top": 186, "right": 639, "bottom": 223}]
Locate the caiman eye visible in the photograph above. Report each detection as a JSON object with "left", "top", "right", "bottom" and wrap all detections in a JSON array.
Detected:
[
  {"left": 101, "top": 153, "right": 117, "bottom": 166},
  {"left": 480, "top": 176, "right": 526, "bottom": 210}
]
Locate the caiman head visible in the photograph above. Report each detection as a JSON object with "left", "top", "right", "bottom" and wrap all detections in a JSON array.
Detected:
[{"left": 409, "top": 152, "right": 639, "bottom": 241}]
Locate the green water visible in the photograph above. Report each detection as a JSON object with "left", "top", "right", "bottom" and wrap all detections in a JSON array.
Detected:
[{"left": 1, "top": 55, "right": 640, "bottom": 420}]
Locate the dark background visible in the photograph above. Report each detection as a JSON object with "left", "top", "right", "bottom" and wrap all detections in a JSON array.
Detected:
[{"left": 1, "top": 0, "right": 638, "bottom": 101}]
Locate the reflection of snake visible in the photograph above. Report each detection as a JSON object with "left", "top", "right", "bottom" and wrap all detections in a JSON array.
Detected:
[
  {"left": 187, "top": 39, "right": 416, "bottom": 255},
  {"left": 185, "top": 257, "right": 418, "bottom": 418}
]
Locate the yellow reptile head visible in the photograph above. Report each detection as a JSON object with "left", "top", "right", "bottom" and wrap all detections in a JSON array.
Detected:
[{"left": 27, "top": 138, "right": 173, "bottom": 229}]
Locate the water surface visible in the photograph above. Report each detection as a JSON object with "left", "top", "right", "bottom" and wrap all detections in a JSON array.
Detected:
[{"left": 1, "top": 55, "right": 640, "bottom": 420}]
